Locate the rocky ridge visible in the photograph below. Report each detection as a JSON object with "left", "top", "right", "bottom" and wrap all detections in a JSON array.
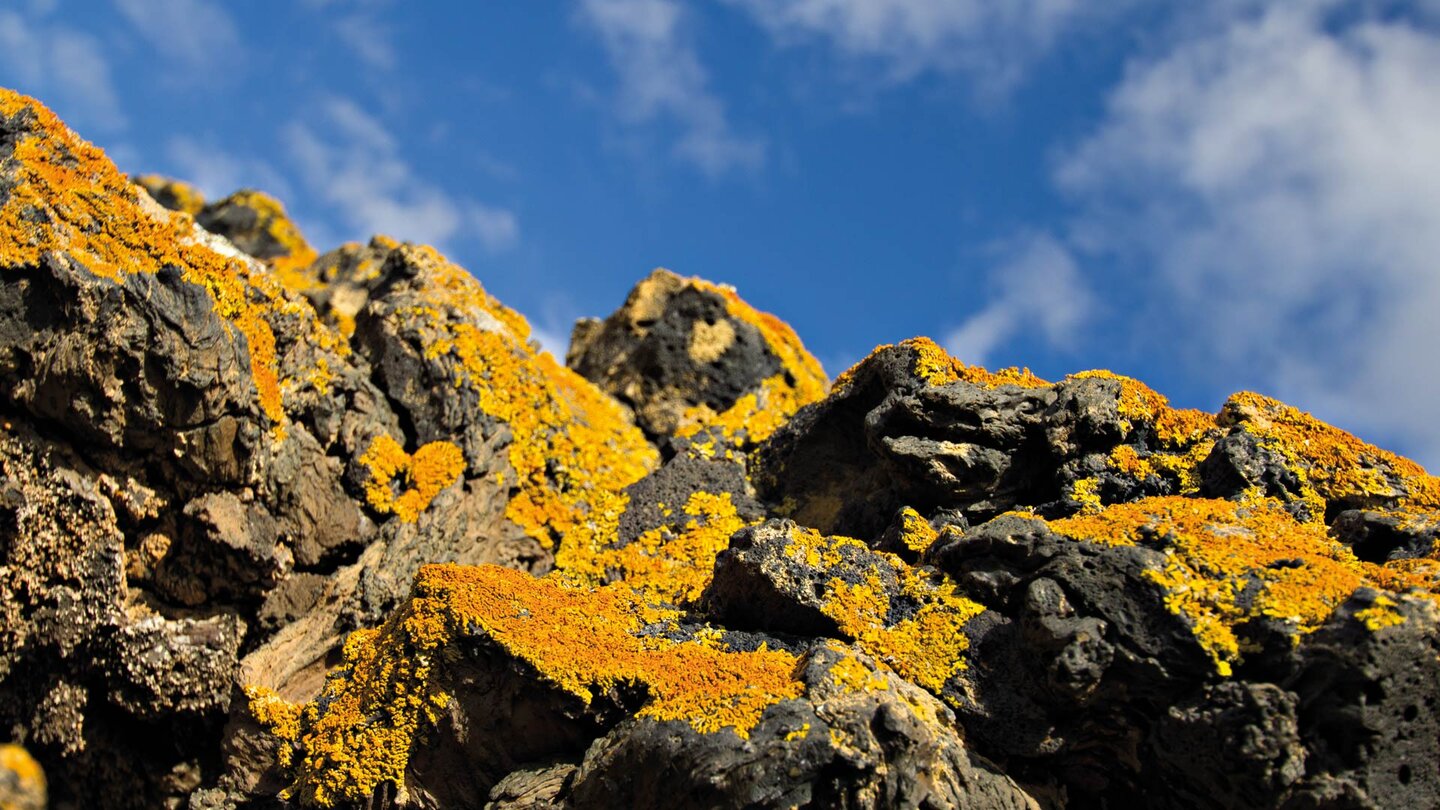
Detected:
[{"left": 2, "top": 89, "right": 1439, "bottom": 809}]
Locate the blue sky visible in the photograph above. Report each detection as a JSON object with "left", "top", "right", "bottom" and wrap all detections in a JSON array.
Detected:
[{"left": 5, "top": 0, "right": 1440, "bottom": 466}]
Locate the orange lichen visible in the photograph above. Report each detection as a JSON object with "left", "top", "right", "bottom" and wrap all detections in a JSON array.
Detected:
[
  {"left": 0, "top": 743, "right": 45, "bottom": 804},
  {"left": 0, "top": 90, "right": 300, "bottom": 423},
  {"left": 272, "top": 564, "right": 804, "bottom": 806},
  {"left": 1221, "top": 392, "right": 1440, "bottom": 509},
  {"left": 833, "top": 337, "right": 1048, "bottom": 394},
  {"left": 908, "top": 337, "right": 1050, "bottom": 390},
  {"left": 358, "top": 435, "right": 466, "bottom": 523},
  {"left": 1049, "top": 496, "right": 1436, "bottom": 675},
  {"left": 555, "top": 489, "right": 749, "bottom": 604}
]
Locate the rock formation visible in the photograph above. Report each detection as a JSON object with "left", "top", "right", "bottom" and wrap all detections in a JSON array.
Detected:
[{"left": 2, "top": 88, "right": 1439, "bottom": 809}]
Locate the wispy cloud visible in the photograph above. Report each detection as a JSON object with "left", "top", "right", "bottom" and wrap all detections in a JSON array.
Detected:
[
  {"left": 111, "top": 0, "right": 242, "bottom": 73},
  {"left": 162, "top": 135, "right": 294, "bottom": 202},
  {"left": 727, "top": 0, "right": 1127, "bottom": 95},
  {"left": 944, "top": 232, "right": 1093, "bottom": 367},
  {"left": 333, "top": 13, "right": 397, "bottom": 71},
  {"left": 577, "top": 0, "right": 765, "bottom": 176},
  {"left": 0, "top": 11, "right": 125, "bottom": 131},
  {"left": 283, "top": 97, "right": 519, "bottom": 253},
  {"left": 1056, "top": 2, "right": 1440, "bottom": 463}
]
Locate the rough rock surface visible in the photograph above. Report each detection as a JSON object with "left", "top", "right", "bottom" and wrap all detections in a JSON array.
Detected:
[{"left": 4, "top": 88, "right": 1440, "bottom": 810}]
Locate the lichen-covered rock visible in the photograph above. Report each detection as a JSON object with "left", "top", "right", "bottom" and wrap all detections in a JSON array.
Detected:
[
  {"left": 566, "top": 644, "right": 1038, "bottom": 810},
  {"left": 195, "top": 189, "right": 319, "bottom": 293},
  {"left": 0, "top": 89, "right": 656, "bottom": 806},
  {"left": 280, "top": 235, "right": 398, "bottom": 337},
  {"left": 568, "top": 268, "right": 828, "bottom": 447},
  {"left": 705, "top": 520, "right": 987, "bottom": 694},
  {"left": 551, "top": 430, "right": 764, "bottom": 606},
  {"left": 753, "top": 338, "right": 1220, "bottom": 539},
  {"left": 0, "top": 743, "right": 46, "bottom": 810},
  {"left": 249, "top": 564, "right": 1034, "bottom": 809},
  {"left": 923, "top": 498, "right": 1440, "bottom": 807},
  {"left": 9, "top": 87, "right": 1440, "bottom": 810},
  {"left": 134, "top": 174, "right": 206, "bottom": 216}
]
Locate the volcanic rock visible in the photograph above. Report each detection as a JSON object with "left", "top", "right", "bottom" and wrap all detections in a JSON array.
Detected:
[{"left": 4, "top": 87, "right": 1440, "bottom": 810}]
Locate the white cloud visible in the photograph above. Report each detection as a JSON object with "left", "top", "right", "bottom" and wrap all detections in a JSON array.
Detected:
[
  {"left": 334, "top": 14, "right": 396, "bottom": 71},
  {"left": 283, "top": 97, "right": 519, "bottom": 253},
  {"left": 1057, "top": 2, "right": 1440, "bottom": 464},
  {"left": 944, "top": 232, "right": 1092, "bottom": 367},
  {"left": 111, "top": 0, "right": 242, "bottom": 72},
  {"left": 727, "top": 0, "right": 1124, "bottom": 93},
  {"left": 0, "top": 12, "right": 125, "bottom": 131},
  {"left": 577, "top": 0, "right": 765, "bottom": 176}
]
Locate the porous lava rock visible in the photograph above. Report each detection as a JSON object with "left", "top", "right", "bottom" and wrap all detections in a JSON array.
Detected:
[{"left": 4, "top": 88, "right": 1440, "bottom": 810}]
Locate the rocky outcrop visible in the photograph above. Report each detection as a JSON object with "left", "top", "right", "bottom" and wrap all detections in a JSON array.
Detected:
[
  {"left": 568, "top": 268, "right": 828, "bottom": 448},
  {"left": 4, "top": 88, "right": 1440, "bottom": 809},
  {"left": 0, "top": 89, "right": 654, "bottom": 807}
]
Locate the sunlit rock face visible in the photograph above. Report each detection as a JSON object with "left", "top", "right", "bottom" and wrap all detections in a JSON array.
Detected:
[{"left": 3, "top": 89, "right": 1440, "bottom": 809}]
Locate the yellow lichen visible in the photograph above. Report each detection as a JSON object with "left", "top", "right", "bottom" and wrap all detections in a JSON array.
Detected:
[
  {"left": 245, "top": 685, "right": 304, "bottom": 769},
  {"left": 1222, "top": 392, "right": 1440, "bottom": 509},
  {"left": 895, "top": 507, "right": 939, "bottom": 555},
  {"left": 392, "top": 252, "right": 656, "bottom": 546},
  {"left": 278, "top": 565, "right": 804, "bottom": 806},
  {"left": 358, "top": 435, "right": 465, "bottom": 523},
  {"left": 828, "top": 654, "right": 890, "bottom": 694},
  {"left": 1355, "top": 595, "right": 1407, "bottom": 632},
  {"left": 1106, "top": 441, "right": 1216, "bottom": 496},
  {"left": 783, "top": 722, "right": 812, "bottom": 742},
  {"left": 0, "top": 90, "right": 314, "bottom": 424},
  {"left": 1071, "top": 477, "right": 1104, "bottom": 515},
  {"left": 1049, "top": 496, "right": 1436, "bottom": 675},
  {"left": 554, "top": 489, "right": 750, "bottom": 605},
  {"left": 1068, "top": 370, "right": 1215, "bottom": 446},
  {"left": 786, "top": 530, "right": 987, "bottom": 693}
]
